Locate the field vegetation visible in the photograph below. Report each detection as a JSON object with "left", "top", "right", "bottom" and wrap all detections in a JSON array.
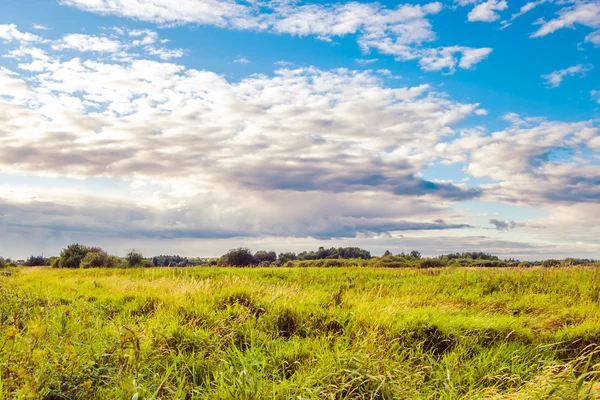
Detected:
[{"left": 1, "top": 264, "right": 600, "bottom": 399}]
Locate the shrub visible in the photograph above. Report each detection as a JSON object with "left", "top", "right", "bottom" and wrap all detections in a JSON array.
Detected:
[
  {"left": 419, "top": 258, "right": 443, "bottom": 268},
  {"left": 0, "top": 258, "right": 6, "bottom": 268}
]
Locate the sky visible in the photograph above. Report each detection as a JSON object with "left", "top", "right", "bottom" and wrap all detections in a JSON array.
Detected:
[{"left": 0, "top": 0, "right": 599, "bottom": 260}]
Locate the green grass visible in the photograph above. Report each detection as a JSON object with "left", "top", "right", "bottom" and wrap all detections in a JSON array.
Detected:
[{"left": 2, "top": 266, "right": 600, "bottom": 399}]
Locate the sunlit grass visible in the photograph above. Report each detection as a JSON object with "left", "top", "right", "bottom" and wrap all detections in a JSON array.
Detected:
[{"left": 1, "top": 266, "right": 600, "bottom": 399}]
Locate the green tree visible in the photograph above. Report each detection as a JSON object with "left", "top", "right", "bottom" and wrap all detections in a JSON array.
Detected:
[
  {"left": 126, "top": 249, "right": 144, "bottom": 268},
  {"left": 24, "top": 256, "right": 49, "bottom": 266},
  {"left": 277, "top": 252, "right": 297, "bottom": 264},
  {"left": 219, "top": 248, "right": 256, "bottom": 267},
  {"left": 59, "top": 244, "right": 90, "bottom": 268},
  {"left": 80, "top": 248, "right": 109, "bottom": 268},
  {"left": 410, "top": 250, "right": 422, "bottom": 259},
  {"left": 254, "top": 251, "right": 277, "bottom": 263}
]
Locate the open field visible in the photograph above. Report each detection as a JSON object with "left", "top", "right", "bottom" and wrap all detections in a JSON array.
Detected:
[{"left": 2, "top": 266, "right": 600, "bottom": 399}]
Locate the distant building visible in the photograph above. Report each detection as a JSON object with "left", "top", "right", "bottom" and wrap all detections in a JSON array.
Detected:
[{"left": 16, "top": 260, "right": 25, "bottom": 264}]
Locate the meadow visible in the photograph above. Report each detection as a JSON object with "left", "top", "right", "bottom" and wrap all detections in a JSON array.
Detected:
[{"left": 1, "top": 266, "right": 600, "bottom": 399}]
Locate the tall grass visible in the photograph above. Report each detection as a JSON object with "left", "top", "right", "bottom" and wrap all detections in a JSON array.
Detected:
[{"left": 1, "top": 266, "right": 600, "bottom": 399}]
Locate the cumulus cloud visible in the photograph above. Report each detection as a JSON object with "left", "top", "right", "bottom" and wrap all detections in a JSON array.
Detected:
[
  {"left": 440, "top": 114, "right": 600, "bottom": 206},
  {"left": 57, "top": 0, "right": 493, "bottom": 72},
  {"left": 0, "top": 26, "right": 494, "bottom": 242},
  {"left": 532, "top": 2, "right": 600, "bottom": 38},
  {"left": 468, "top": 0, "right": 508, "bottom": 23},
  {"left": 541, "top": 64, "right": 593, "bottom": 88},
  {"left": 0, "top": 24, "right": 46, "bottom": 43}
]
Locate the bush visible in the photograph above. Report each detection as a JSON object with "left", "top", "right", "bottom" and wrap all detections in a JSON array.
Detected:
[
  {"left": 0, "top": 258, "right": 6, "bottom": 268},
  {"left": 419, "top": 258, "right": 443, "bottom": 268}
]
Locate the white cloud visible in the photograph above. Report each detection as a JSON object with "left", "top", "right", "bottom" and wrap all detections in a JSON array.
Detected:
[
  {"left": 0, "top": 68, "right": 29, "bottom": 100},
  {"left": 355, "top": 58, "right": 379, "bottom": 65},
  {"left": 585, "top": 30, "right": 600, "bottom": 47},
  {"left": 532, "top": 2, "right": 600, "bottom": 38},
  {"left": 52, "top": 33, "right": 124, "bottom": 52},
  {"left": 468, "top": 0, "right": 508, "bottom": 23},
  {"left": 32, "top": 24, "right": 50, "bottom": 31},
  {"left": 418, "top": 46, "right": 493, "bottom": 73},
  {"left": 541, "top": 64, "right": 593, "bottom": 88},
  {"left": 592, "top": 89, "right": 600, "bottom": 103},
  {"left": 144, "top": 45, "right": 185, "bottom": 60},
  {"left": 0, "top": 24, "right": 46, "bottom": 43},
  {"left": 455, "top": 0, "right": 479, "bottom": 6},
  {"left": 233, "top": 56, "right": 250, "bottom": 64},
  {"left": 441, "top": 115, "right": 600, "bottom": 206},
  {"left": 57, "top": 0, "right": 493, "bottom": 73},
  {"left": 128, "top": 28, "right": 159, "bottom": 45},
  {"left": 500, "top": 0, "right": 546, "bottom": 28}
]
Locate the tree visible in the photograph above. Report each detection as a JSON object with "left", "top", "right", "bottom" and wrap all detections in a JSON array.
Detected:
[
  {"left": 59, "top": 244, "right": 90, "bottom": 268},
  {"left": 277, "top": 252, "right": 297, "bottom": 264},
  {"left": 410, "top": 250, "right": 422, "bottom": 259},
  {"left": 24, "top": 255, "right": 49, "bottom": 266},
  {"left": 541, "top": 259, "right": 561, "bottom": 268},
  {"left": 383, "top": 250, "right": 392, "bottom": 257},
  {"left": 419, "top": 258, "right": 442, "bottom": 268},
  {"left": 80, "top": 248, "right": 109, "bottom": 268},
  {"left": 254, "top": 251, "right": 277, "bottom": 263},
  {"left": 0, "top": 258, "right": 6, "bottom": 268},
  {"left": 126, "top": 249, "right": 144, "bottom": 268},
  {"left": 219, "top": 248, "right": 256, "bottom": 267}
]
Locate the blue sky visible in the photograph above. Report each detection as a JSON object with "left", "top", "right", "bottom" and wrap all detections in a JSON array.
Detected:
[{"left": 0, "top": 0, "right": 599, "bottom": 260}]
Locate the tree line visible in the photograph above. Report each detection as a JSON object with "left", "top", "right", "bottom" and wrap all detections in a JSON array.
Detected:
[{"left": 0, "top": 244, "right": 598, "bottom": 269}]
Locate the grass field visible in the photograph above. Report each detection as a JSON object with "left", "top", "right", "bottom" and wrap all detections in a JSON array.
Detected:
[{"left": 2, "top": 266, "right": 600, "bottom": 399}]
